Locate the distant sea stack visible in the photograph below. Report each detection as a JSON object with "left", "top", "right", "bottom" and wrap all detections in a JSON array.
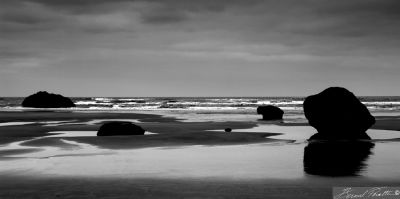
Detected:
[
  {"left": 22, "top": 91, "right": 76, "bottom": 108},
  {"left": 97, "top": 121, "right": 145, "bottom": 136},
  {"left": 257, "top": 105, "right": 284, "bottom": 120},
  {"left": 303, "top": 87, "right": 375, "bottom": 140}
]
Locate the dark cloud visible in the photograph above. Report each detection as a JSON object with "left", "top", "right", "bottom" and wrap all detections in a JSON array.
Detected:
[
  {"left": 141, "top": 12, "right": 187, "bottom": 24},
  {"left": 315, "top": 0, "right": 400, "bottom": 16},
  {"left": 0, "top": 13, "right": 44, "bottom": 25},
  {"left": 4, "top": 0, "right": 258, "bottom": 23},
  {"left": 139, "top": 3, "right": 188, "bottom": 25},
  {"left": 1, "top": 0, "right": 400, "bottom": 45},
  {"left": 0, "top": 49, "right": 38, "bottom": 59}
]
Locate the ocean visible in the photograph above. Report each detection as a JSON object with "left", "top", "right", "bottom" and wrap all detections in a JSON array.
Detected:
[{"left": 1, "top": 96, "right": 400, "bottom": 112}]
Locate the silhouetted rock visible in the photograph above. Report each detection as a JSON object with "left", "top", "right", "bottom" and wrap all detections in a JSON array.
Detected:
[
  {"left": 257, "top": 105, "right": 284, "bottom": 120},
  {"left": 22, "top": 91, "right": 75, "bottom": 108},
  {"left": 303, "top": 140, "right": 374, "bottom": 176},
  {"left": 225, "top": 128, "right": 232, "bottom": 132},
  {"left": 303, "top": 87, "right": 375, "bottom": 140},
  {"left": 97, "top": 121, "right": 145, "bottom": 136}
]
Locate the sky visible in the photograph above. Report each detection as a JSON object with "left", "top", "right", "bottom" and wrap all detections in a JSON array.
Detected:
[{"left": 1, "top": 0, "right": 400, "bottom": 97}]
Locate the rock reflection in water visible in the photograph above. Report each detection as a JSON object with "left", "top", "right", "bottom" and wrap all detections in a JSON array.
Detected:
[{"left": 303, "top": 139, "right": 375, "bottom": 176}]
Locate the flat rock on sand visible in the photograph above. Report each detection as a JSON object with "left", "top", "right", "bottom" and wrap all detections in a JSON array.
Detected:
[{"left": 97, "top": 121, "right": 145, "bottom": 136}]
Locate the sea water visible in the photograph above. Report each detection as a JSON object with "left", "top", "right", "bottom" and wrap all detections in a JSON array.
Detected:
[{"left": 1, "top": 96, "right": 400, "bottom": 112}]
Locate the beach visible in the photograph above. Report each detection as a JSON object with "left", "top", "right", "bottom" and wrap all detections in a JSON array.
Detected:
[
  {"left": 0, "top": 108, "right": 400, "bottom": 198},
  {"left": 3, "top": 0, "right": 400, "bottom": 197}
]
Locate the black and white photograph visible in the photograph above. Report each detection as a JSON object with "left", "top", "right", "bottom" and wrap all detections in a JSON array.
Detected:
[{"left": 1, "top": 0, "right": 400, "bottom": 198}]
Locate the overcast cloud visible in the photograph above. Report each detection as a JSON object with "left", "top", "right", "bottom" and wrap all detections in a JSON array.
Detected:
[{"left": 1, "top": 0, "right": 399, "bottom": 96}]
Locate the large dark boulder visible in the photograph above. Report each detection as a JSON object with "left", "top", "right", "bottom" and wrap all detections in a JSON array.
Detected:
[
  {"left": 257, "top": 105, "right": 284, "bottom": 120},
  {"left": 22, "top": 91, "right": 75, "bottom": 108},
  {"left": 303, "top": 87, "right": 375, "bottom": 140},
  {"left": 97, "top": 121, "right": 145, "bottom": 136}
]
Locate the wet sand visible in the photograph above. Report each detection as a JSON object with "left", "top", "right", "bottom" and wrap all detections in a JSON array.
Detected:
[
  {"left": 1, "top": 110, "right": 400, "bottom": 198},
  {"left": 3, "top": 175, "right": 400, "bottom": 199},
  {"left": 0, "top": 111, "right": 273, "bottom": 148}
]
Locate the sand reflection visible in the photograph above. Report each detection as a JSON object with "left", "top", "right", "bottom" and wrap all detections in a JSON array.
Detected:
[{"left": 303, "top": 141, "right": 374, "bottom": 176}]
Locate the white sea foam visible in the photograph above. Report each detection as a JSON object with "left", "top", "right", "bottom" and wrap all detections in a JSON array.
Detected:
[
  {"left": 0, "top": 120, "right": 82, "bottom": 127},
  {"left": 117, "top": 98, "right": 146, "bottom": 101},
  {"left": 2, "top": 97, "right": 400, "bottom": 112},
  {"left": 0, "top": 122, "right": 36, "bottom": 126},
  {"left": 45, "top": 131, "right": 157, "bottom": 137},
  {"left": 75, "top": 101, "right": 112, "bottom": 105},
  {"left": 41, "top": 120, "right": 76, "bottom": 124},
  {"left": 44, "top": 119, "right": 142, "bottom": 127},
  {"left": 363, "top": 101, "right": 400, "bottom": 105},
  {"left": 94, "top": 97, "right": 112, "bottom": 101}
]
